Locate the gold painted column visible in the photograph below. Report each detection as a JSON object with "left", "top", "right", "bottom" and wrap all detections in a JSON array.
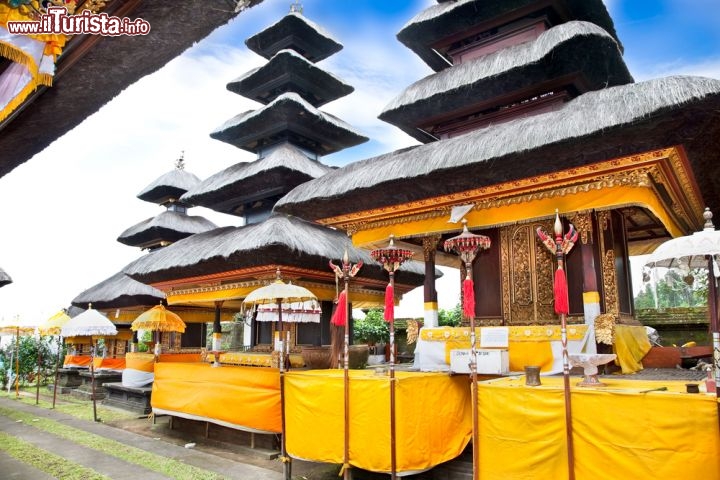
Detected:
[
  {"left": 423, "top": 235, "right": 441, "bottom": 327},
  {"left": 574, "top": 213, "right": 600, "bottom": 353}
]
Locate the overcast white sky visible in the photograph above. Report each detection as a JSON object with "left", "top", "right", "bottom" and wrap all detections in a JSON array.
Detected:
[{"left": 1, "top": 0, "right": 718, "bottom": 323}]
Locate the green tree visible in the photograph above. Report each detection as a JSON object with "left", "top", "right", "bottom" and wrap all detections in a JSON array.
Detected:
[
  {"left": 439, "top": 303, "right": 462, "bottom": 326},
  {"left": 353, "top": 308, "right": 389, "bottom": 344},
  {"left": 634, "top": 268, "right": 708, "bottom": 309}
]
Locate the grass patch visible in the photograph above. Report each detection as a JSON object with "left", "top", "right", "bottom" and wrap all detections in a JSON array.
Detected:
[
  {"left": 0, "top": 431, "right": 110, "bottom": 480},
  {"left": 0, "top": 406, "right": 227, "bottom": 480}
]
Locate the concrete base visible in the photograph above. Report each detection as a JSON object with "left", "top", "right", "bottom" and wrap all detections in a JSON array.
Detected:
[{"left": 103, "top": 382, "right": 152, "bottom": 415}]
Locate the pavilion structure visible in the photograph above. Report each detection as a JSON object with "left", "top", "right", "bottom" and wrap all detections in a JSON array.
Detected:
[
  {"left": 125, "top": 5, "right": 427, "bottom": 357},
  {"left": 270, "top": 1, "right": 720, "bottom": 478}
]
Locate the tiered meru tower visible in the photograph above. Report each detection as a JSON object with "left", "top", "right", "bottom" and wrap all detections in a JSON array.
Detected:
[
  {"left": 183, "top": 5, "right": 367, "bottom": 224},
  {"left": 375, "top": 0, "right": 634, "bottom": 327}
]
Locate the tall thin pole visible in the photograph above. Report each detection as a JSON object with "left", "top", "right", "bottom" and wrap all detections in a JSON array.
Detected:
[
  {"left": 707, "top": 256, "right": 720, "bottom": 429},
  {"left": 52, "top": 336, "right": 61, "bottom": 409},
  {"left": 14, "top": 327, "right": 20, "bottom": 398},
  {"left": 35, "top": 346, "right": 41, "bottom": 404},
  {"left": 278, "top": 297, "right": 291, "bottom": 480},
  {"left": 465, "top": 262, "right": 480, "bottom": 480},
  {"left": 342, "top": 273, "right": 350, "bottom": 480},
  {"left": 91, "top": 340, "right": 98, "bottom": 422},
  {"left": 388, "top": 270, "right": 398, "bottom": 480}
]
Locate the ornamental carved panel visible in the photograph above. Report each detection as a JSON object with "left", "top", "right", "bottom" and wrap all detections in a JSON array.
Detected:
[{"left": 503, "top": 219, "right": 556, "bottom": 325}]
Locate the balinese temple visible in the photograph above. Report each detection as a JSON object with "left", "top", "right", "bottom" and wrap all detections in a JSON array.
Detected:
[
  {"left": 126, "top": 5, "right": 427, "bottom": 356},
  {"left": 269, "top": 2, "right": 720, "bottom": 476},
  {"left": 69, "top": 157, "right": 222, "bottom": 358}
]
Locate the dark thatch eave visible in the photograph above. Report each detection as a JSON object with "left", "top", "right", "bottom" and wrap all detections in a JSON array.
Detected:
[
  {"left": 227, "top": 49, "right": 353, "bottom": 107},
  {"left": 137, "top": 168, "right": 203, "bottom": 205},
  {"left": 117, "top": 210, "right": 218, "bottom": 248},
  {"left": 0, "top": 267, "right": 12, "bottom": 288},
  {"left": 123, "top": 213, "right": 428, "bottom": 288},
  {"left": 245, "top": 11, "right": 342, "bottom": 62},
  {"left": 181, "top": 143, "right": 333, "bottom": 215},
  {"left": 398, "top": 0, "right": 622, "bottom": 72},
  {"left": 71, "top": 271, "right": 165, "bottom": 310},
  {"left": 0, "top": 0, "right": 266, "bottom": 179},
  {"left": 210, "top": 92, "right": 368, "bottom": 156},
  {"left": 380, "top": 22, "right": 633, "bottom": 142},
  {"left": 275, "top": 76, "right": 720, "bottom": 223}
]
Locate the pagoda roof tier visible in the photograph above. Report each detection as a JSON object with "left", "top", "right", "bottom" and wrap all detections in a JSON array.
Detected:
[
  {"left": 381, "top": 22, "right": 632, "bottom": 143},
  {"left": 181, "top": 143, "right": 332, "bottom": 216},
  {"left": 71, "top": 271, "right": 165, "bottom": 311},
  {"left": 210, "top": 92, "right": 368, "bottom": 156},
  {"left": 275, "top": 76, "right": 720, "bottom": 229},
  {"left": 398, "top": 0, "right": 621, "bottom": 72},
  {"left": 227, "top": 49, "right": 353, "bottom": 107},
  {"left": 122, "top": 213, "right": 429, "bottom": 293},
  {"left": 245, "top": 12, "right": 342, "bottom": 63},
  {"left": 137, "top": 168, "right": 203, "bottom": 205},
  {"left": 118, "top": 210, "right": 218, "bottom": 250},
  {"left": 0, "top": 267, "right": 12, "bottom": 288}
]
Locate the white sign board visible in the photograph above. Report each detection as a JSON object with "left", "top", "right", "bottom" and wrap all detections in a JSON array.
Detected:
[{"left": 480, "top": 327, "right": 509, "bottom": 348}]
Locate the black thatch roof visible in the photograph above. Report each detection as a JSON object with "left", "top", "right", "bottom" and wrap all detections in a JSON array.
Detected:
[
  {"left": 275, "top": 76, "right": 720, "bottom": 223},
  {"left": 0, "top": 0, "right": 265, "bottom": 179},
  {"left": 181, "top": 143, "right": 332, "bottom": 216},
  {"left": 0, "top": 267, "right": 12, "bottom": 288},
  {"left": 71, "top": 271, "right": 165, "bottom": 310},
  {"left": 380, "top": 22, "right": 633, "bottom": 142},
  {"left": 136, "top": 168, "right": 203, "bottom": 205},
  {"left": 210, "top": 92, "right": 368, "bottom": 156},
  {"left": 117, "top": 210, "right": 218, "bottom": 249},
  {"left": 245, "top": 11, "right": 342, "bottom": 62},
  {"left": 227, "top": 49, "right": 353, "bottom": 107},
  {"left": 123, "top": 213, "right": 428, "bottom": 288},
  {"left": 397, "top": 0, "right": 621, "bottom": 72}
]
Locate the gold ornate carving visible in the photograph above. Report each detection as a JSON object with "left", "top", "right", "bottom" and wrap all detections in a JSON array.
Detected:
[
  {"left": 511, "top": 226, "right": 533, "bottom": 306},
  {"left": 500, "top": 228, "right": 510, "bottom": 324},
  {"left": 597, "top": 210, "right": 611, "bottom": 232},
  {"left": 535, "top": 222, "right": 554, "bottom": 307},
  {"left": 602, "top": 250, "right": 619, "bottom": 317},
  {"left": 570, "top": 212, "right": 593, "bottom": 245},
  {"left": 422, "top": 234, "right": 441, "bottom": 261}
]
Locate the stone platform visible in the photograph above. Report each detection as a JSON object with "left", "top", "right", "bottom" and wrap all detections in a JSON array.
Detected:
[
  {"left": 46, "top": 368, "right": 85, "bottom": 394},
  {"left": 70, "top": 371, "right": 123, "bottom": 401},
  {"left": 103, "top": 382, "right": 153, "bottom": 415}
]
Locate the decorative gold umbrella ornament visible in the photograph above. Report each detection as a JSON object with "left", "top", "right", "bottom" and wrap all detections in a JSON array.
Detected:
[{"left": 131, "top": 304, "right": 186, "bottom": 356}]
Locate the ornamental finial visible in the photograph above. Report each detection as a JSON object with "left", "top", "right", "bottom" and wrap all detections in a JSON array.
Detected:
[{"left": 175, "top": 151, "right": 185, "bottom": 170}]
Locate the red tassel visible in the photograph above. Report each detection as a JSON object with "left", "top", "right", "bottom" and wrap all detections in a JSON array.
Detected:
[
  {"left": 554, "top": 268, "right": 569, "bottom": 315},
  {"left": 331, "top": 291, "right": 347, "bottom": 326},
  {"left": 384, "top": 283, "right": 394, "bottom": 322},
  {"left": 462, "top": 277, "right": 475, "bottom": 319}
]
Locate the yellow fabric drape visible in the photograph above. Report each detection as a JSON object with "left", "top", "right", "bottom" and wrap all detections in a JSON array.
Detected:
[
  {"left": 478, "top": 376, "right": 720, "bottom": 479},
  {"left": 63, "top": 355, "right": 91, "bottom": 367},
  {"left": 92, "top": 357, "right": 125, "bottom": 370},
  {"left": 152, "top": 362, "right": 281, "bottom": 433},
  {"left": 613, "top": 324, "right": 653, "bottom": 373},
  {"left": 284, "top": 370, "right": 472, "bottom": 474},
  {"left": 125, "top": 352, "right": 155, "bottom": 373}
]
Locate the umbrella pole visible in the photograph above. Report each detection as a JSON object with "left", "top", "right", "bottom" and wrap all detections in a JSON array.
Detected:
[
  {"left": 278, "top": 299, "right": 291, "bottom": 480},
  {"left": 35, "top": 346, "right": 41, "bottom": 405},
  {"left": 91, "top": 340, "right": 98, "bottom": 422},
  {"left": 560, "top": 312, "right": 575, "bottom": 480},
  {"left": 52, "top": 337, "right": 61, "bottom": 409},
  {"left": 707, "top": 256, "right": 720, "bottom": 428},
  {"left": 15, "top": 327, "right": 20, "bottom": 398},
  {"left": 342, "top": 276, "right": 350, "bottom": 480},
  {"left": 388, "top": 271, "right": 397, "bottom": 480}
]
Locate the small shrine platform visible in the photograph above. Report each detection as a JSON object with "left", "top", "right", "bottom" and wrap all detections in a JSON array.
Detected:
[
  {"left": 103, "top": 382, "right": 152, "bottom": 415},
  {"left": 71, "top": 371, "right": 123, "bottom": 401},
  {"left": 47, "top": 368, "right": 85, "bottom": 394}
]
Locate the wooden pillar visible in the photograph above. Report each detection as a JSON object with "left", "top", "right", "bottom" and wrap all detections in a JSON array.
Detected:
[
  {"left": 212, "top": 301, "right": 223, "bottom": 351},
  {"left": 574, "top": 212, "right": 600, "bottom": 353},
  {"left": 423, "top": 235, "right": 441, "bottom": 327}
]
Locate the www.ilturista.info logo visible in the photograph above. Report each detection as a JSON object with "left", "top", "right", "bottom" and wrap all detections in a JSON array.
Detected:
[{"left": 6, "top": 6, "right": 151, "bottom": 36}]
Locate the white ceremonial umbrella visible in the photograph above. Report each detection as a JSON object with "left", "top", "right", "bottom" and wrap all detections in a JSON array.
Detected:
[
  {"left": 645, "top": 207, "right": 720, "bottom": 428},
  {"left": 61, "top": 305, "right": 117, "bottom": 421}
]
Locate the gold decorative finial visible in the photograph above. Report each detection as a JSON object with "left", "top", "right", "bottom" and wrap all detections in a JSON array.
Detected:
[
  {"left": 290, "top": 1, "right": 303, "bottom": 13},
  {"left": 175, "top": 151, "right": 185, "bottom": 170},
  {"left": 553, "top": 209, "right": 562, "bottom": 236}
]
